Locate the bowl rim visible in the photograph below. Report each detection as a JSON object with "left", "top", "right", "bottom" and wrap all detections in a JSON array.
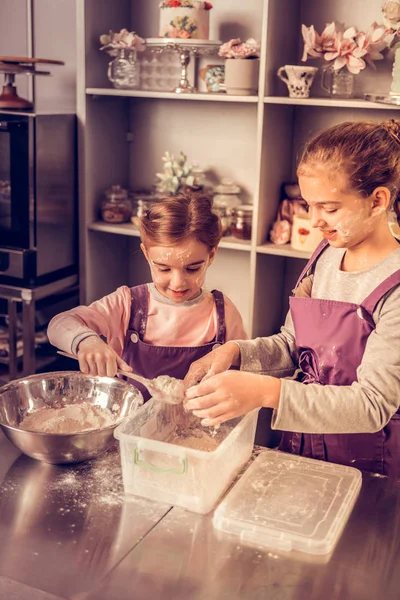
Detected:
[
  {"left": 0, "top": 370, "right": 134, "bottom": 393},
  {"left": 0, "top": 370, "right": 141, "bottom": 437}
]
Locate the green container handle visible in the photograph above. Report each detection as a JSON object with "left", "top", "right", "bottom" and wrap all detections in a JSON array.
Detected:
[{"left": 133, "top": 448, "right": 188, "bottom": 475}]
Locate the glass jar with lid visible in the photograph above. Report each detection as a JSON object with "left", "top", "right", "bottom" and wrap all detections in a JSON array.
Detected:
[
  {"left": 230, "top": 204, "right": 253, "bottom": 240},
  {"left": 129, "top": 191, "right": 162, "bottom": 227},
  {"left": 213, "top": 199, "right": 231, "bottom": 236},
  {"left": 213, "top": 178, "right": 242, "bottom": 213},
  {"left": 101, "top": 185, "right": 131, "bottom": 223}
]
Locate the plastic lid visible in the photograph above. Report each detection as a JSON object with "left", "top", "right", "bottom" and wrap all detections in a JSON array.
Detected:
[
  {"left": 213, "top": 451, "right": 362, "bottom": 556},
  {"left": 215, "top": 178, "right": 241, "bottom": 195}
]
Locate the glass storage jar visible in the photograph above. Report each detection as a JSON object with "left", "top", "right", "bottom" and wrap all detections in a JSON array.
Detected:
[
  {"left": 129, "top": 191, "right": 161, "bottom": 226},
  {"left": 107, "top": 49, "right": 140, "bottom": 90},
  {"left": 230, "top": 204, "right": 253, "bottom": 240},
  {"left": 212, "top": 199, "right": 231, "bottom": 236},
  {"left": 101, "top": 185, "right": 131, "bottom": 223},
  {"left": 213, "top": 178, "right": 242, "bottom": 231}
]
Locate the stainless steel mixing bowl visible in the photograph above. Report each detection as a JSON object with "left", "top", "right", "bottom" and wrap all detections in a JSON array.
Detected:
[{"left": 0, "top": 371, "right": 143, "bottom": 464}]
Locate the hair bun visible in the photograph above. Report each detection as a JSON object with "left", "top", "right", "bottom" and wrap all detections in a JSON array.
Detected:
[{"left": 382, "top": 119, "right": 400, "bottom": 146}]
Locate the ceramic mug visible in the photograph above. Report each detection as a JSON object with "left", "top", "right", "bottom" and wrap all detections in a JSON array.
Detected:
[
  {"left": 291, "top": 213, "right": 323, "bottom": 252},
  {"left": 277, "top": 65, "right": 318, "bottom": 98}
]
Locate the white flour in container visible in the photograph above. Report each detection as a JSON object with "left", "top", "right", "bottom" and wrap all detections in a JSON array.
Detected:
[
  {"left": 19, "top": 403, "right": 119, "bottom": 434},
  {"left": 164, "top": 421, "right": 231, "bottom": 452}
]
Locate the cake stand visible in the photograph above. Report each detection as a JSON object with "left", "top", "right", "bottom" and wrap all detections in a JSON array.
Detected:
[
  {"left": 145, "top": 38, "right": 221, "bottom": 93},
  {"left": 0, "top": 56, "right": 65, "bottom": 109}
]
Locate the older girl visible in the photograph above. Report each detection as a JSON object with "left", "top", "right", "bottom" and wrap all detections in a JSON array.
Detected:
[{"left": 185, "top": 119, "right": 400, "bottom": 477}]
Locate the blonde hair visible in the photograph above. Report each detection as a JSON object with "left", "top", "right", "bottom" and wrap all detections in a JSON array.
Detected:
[
  {"left": 139, "top": 190, "right": 222, "bottom": 250},
  {"left": 297, "top": 119, "right": 400, "bottom": 224}
]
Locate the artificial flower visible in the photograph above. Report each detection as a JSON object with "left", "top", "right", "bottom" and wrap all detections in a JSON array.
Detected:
[
  {"left": 302, "top": 20, "right": 392, "bottom": 74},
  {"left": 99, "top": 28, "right": 145, "bottom": 56},
  {"left": 155, "top": 152, "right": 194, "bottom": 194},
  {"left": 382, "top": 0, "right": 400, "bottom": 30},
  {"left": 219, "top": 38, "right": 261, "bottom": 59}
]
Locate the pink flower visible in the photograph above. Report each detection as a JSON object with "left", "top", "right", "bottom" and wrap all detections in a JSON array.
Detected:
[
  {"left": 301, "top": 20, "right": 392, "bottom": 74},
  {"left": 219, "top": 38, "right": 260, "bottom": 59},
  {"left": 382, "top": 1, "right": 400, "bottom": 28}
]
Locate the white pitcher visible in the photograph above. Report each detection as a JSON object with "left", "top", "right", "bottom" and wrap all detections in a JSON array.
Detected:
[{"left": 277, "top": 65, "right": 318, "bottom": 98}]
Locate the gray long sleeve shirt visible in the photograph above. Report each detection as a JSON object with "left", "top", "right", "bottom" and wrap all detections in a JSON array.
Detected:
[{"left": 237, "top": 246, "right": 400, "bottom": 435}]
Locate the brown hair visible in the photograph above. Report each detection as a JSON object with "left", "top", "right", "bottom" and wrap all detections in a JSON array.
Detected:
[
  {"left": 297, "top": 119, "right": 400, "bottom": 225},
  {"left": 139, "top": 190, "right": 222, "bottom": 250}
]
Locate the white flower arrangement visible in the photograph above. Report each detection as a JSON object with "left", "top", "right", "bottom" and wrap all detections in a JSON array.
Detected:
[
  {"left": 99, "top": 28, "right": 146, "bottom": 56},
  {"left": 155, "top": 151, "right": 194, "bottom": 194}
]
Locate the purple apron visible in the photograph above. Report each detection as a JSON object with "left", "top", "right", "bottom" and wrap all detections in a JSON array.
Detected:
[
  {"left": 121, "top": 285, "right": 226, "bottom": 401},
  {"left": 279, "top": 240, "right": 400, "bottom": 476}
]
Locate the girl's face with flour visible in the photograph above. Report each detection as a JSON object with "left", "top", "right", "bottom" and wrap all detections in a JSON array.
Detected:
[
  {"left": 142, "top": 237, "right": 216, "bottom": 303},
  {"left": 298, "top": 166, "right": 389, "bottom": 250}
]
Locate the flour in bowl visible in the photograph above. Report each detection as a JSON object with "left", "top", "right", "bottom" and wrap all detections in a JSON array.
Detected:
[{"left": 19, "top": 403, "right": 119, "bottom": 434}]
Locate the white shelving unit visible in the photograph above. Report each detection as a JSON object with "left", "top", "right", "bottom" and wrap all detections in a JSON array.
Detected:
[{"left": 77, "top": 0, "right": 399, "bottom": 337}]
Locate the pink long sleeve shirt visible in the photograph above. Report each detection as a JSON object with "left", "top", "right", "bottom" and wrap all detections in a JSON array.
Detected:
[{"left": 47, "top": 284, "right": 248, "bottom": 356}]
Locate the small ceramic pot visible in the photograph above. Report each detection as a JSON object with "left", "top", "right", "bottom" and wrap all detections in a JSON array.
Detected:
[{"left": 224, "top": 59, "right": 259, "bottom": 96}]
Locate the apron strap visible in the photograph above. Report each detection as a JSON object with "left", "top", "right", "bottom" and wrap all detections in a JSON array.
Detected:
[
  {"left": 294, "top": 240, "right": 329, "bottom": 288},
  {"left": 361, "top": 270, "right": 400, "bottom": 315},
  {"left": 129, "top": 284, "right": 149, "bottom": 337},
  {"left": 211, "top": 289, "right": 226, "bottom": 343}
]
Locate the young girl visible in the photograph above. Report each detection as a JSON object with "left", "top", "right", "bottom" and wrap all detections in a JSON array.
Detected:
[
  {"left": 184, "top": 119, "right": 400, "bottom": 477},
  {"left": 48, "top": 192, "right": 247, "bottom": 398}
]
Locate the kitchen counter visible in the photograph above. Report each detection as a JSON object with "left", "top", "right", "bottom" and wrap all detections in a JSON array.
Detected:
[{"left": 0, "top": 431, "right": 399, "bottom": 600}]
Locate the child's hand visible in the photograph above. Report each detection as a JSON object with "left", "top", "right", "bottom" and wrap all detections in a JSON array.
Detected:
[
  {"left": 183, "top": 341, "right": 241, "bottom": 388},
  {"left": 77, "top": 336, "right": 132, "bottom": 377},
  {"left": 185, "top": 371, "right": 281, "bottom": 427}
]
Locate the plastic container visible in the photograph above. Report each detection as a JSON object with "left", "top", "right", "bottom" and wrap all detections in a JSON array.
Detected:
[
  {"left": 213, "top": 450, "right": 362, "bottom": 555},
  {"left": 114, "top": 400, "right": 259, "bottom": 514}
]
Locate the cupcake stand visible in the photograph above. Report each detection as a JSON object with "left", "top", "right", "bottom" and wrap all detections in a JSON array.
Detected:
[{"left": 145, "top": 38, "right": 221, "bottom": 93}]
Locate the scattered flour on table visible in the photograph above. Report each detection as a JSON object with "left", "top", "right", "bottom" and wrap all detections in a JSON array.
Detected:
[{"left": 19, "top": 403, "right": 119, "bottom": 434}]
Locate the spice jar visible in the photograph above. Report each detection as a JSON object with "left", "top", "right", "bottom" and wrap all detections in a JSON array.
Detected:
[
  {"left": 101, "top": 185, "right": 131, "bottom": 223},
  {"left": 230, "top": 204, "right": 253, "bottom": 240}
]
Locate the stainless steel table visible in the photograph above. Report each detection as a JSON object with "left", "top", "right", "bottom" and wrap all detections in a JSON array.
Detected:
[
  {"left": 0, "top": 430, "right": 399, "bottom": 600},
  {"left": 0, "top": 431, "right": 171, "bottom": 600}
]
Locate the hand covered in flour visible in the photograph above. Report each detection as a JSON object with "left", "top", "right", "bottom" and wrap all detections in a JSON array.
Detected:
[
  {"left": 77, "top": 336, "right": 132, "bottom": 377},
  {"left": 185, "top": 371, "right": 281, "bottom": 427},
  {"left": 183, "top": 341, "right": 241, "bottom": 388}
]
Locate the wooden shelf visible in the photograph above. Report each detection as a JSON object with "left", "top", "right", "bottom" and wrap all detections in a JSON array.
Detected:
[
  {"left": 88, "top": 222, "right": 251, "bottom": 251},
  {"left": 86, "top": 88, "right": 259, "bottom": 103},
  {"left": 257, "top": 242, "right": 312, "bottom": 260},
  {"left": 218, "top": 236, "right": 251, "bottom": 251},
  {"left": 88, "top": 221, "right": 141, "bottom": 237},
  {"left": 264, "top": 96, "right": 399, "bottom": 110}
]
